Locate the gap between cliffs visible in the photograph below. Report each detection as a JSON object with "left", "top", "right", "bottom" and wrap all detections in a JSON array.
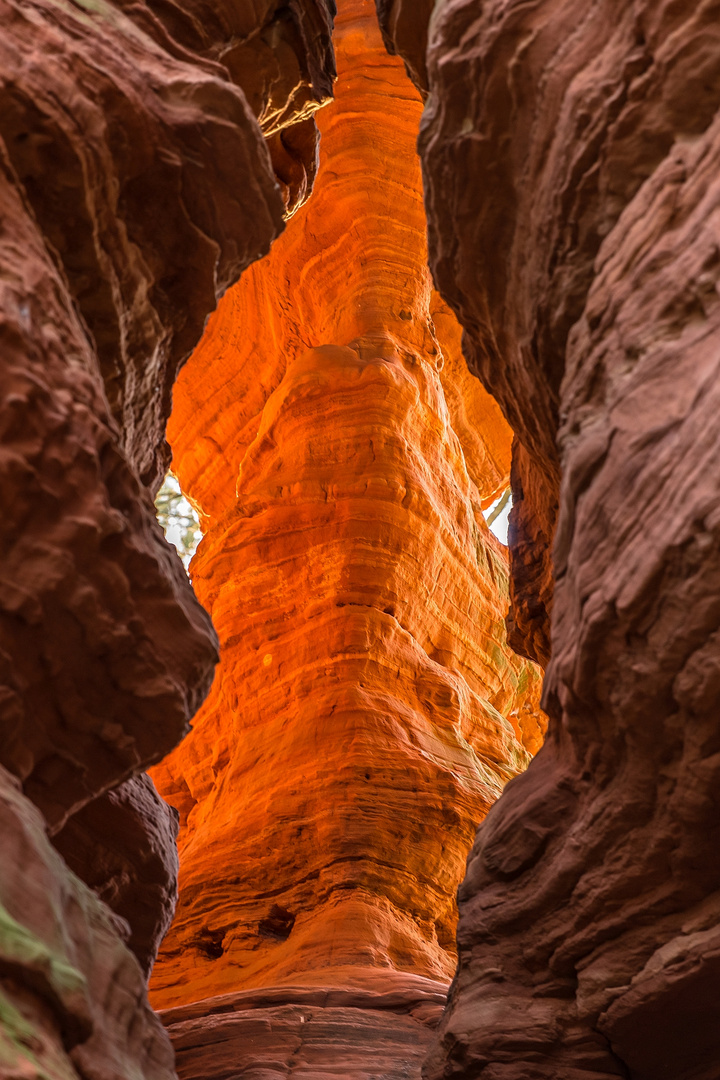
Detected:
[{"left": 146, "top": 2, "right": 546, "bottom": 1074}]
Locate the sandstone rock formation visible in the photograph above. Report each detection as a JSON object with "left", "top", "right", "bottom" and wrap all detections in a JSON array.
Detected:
[
  {"left": 375, "top": 0, "right": 433, "bottom": 98},
  {"left": 0, "top": 0, "right": 334, "bottom": 1073},
  {"left": 52, "top": 775, "right": 180, "bottom": 980},
  {"left": 124, "top": 0, "right": 337, "bottom": 219},
  {"left": 0, "top": 763, "right": 175, "bottom": 1080},
  {"left": 149, "top": 5, "right": 544, "bottom": 1070},
  {"left": 387, "top": 1, "right": 720, "bottom": 1076},
  {"left": 163, "top": 975, "right": 445, "bottom": 1080},
  {"left": 13, "top": 0, "right": 719, "bottom": 1074},
  {"left": 0, "top": 0, "right": 278, "bottom": 833}
]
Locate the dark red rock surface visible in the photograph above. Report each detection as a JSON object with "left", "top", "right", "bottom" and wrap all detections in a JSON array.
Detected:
[
  {"left": 0, "top": 763, "right": 175, "bottom": 1080},
  {"left": 161, "top": 974, "right": 446, "bottom": 1080},
  {"left": 0, "top": 0, "right": 335, "bottom": 831},
  {"left": 410, "top": 1, "right": 720, "bottom": 1077},
  {"left": 374, "top": 0, "right": 433, "bottom": 98},
  {"left": 52, "top": 775, "right": 179, "bottom": 980},
  {"left": 0, "top": 0, "right": 334, "bottom": 1073},
  {"left": 127, "top": 0, "right": 337, "bottom": 218},
  {"left": 0, "top": 0, "right": 288, "bottom": 829},
  {"left": 0, "top": 0, "right": 289, "bottom": 492}
]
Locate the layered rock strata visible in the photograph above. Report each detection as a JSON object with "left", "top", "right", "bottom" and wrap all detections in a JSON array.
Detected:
[
  {"left": 162, "top": 975, "right": 445, "bottom": 1080},
  {"left": 394, "top": 1, "right": 720, "bottom": 1077},
  {"left": 0, "top": 0, "right": 334, "bottom": 1073},
  {"left": 150, "top": 2, "right": 545, "bottom": 1064}
]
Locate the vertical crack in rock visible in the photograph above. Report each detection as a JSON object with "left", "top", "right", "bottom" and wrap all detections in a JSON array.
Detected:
[{"left": 149, "top": 0, "right": 545, "bottom": 1074}]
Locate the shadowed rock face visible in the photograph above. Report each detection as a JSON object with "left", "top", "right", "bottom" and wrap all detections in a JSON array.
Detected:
[
  {"left": 388, "top": 0, "right": 720, "bottom": 1077},
  {"left": 52, "top": 775, "right": 180, "bottom": 980},
  {"left": 0, "top": 0, "right": 283, "bottom": 830},
  {"left": 0, "top": 764, "right": 176, "bottom": 1080},
  {"left": 148, "top": 4, "right": 544, "bottom": 1071},
  {"left": 374, "top": 0, "right": 434, "bottom": 98},
  {"left": 120, "top": 0, "right": 337, "bottom": 218},
  {"left": 0, "top": 0, "right": 334, "bottom": 1074}
]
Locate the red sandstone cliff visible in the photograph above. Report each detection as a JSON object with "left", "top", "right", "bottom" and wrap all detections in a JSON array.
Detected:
[
  {"left": 149, "top": 1, "right": 544, "bottom": 1073},
  {"left": 373, "top": 0, "right": 720, "bottom": 1076},
  {"left": 0, "top": 0, "right": 334, "bottom": 1074}
]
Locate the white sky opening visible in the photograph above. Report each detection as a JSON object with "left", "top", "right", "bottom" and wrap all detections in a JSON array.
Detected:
[{"left": 482, "top": 488, "right": 511, "bottom": 545}]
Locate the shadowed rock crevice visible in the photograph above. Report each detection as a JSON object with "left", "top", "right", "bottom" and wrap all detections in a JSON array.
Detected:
[{"left": 51, "top": 775, "right": 180, "bottom": 980}]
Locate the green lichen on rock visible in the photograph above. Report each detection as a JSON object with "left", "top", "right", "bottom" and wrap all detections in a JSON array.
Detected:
[
  {"left": 0, "top": 901, "right": 87, "bottom": 1003},
  {"left": 0, "top": 987, "right": 51, "bottom": 1079}
]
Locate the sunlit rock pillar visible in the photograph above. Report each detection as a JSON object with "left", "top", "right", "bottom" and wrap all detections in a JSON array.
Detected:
[{"left": 151, "top": 1, "right": 544, "bottom": 1074}]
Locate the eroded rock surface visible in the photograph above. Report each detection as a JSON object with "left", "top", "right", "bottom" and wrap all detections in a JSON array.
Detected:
[
  {"left": 0, "top": 764, "right": 175, "bottom": 1080},
  {"left": 150, "top": 2, "right": 544, "bottom": 1060},
  {"left": 123, "top": 0, "right": 337, "bottom": 217},
  {"left": 374, "top": 0, "right": 433, "bottom": 98},
  {"left": 0, "top": 0, "right": 334, "bottom": 1072},
  {"left": 52, "top": 775, "right": 179, "bottom": 980},
  {"left": 162, "top": 975, "right": 445, "bottom": 1080},
  {"left": 0, "top": 0, "right": 288, "bottom": 830},
  {"left": 409, "top": 1, "right": 720, "bottom": 1077}
]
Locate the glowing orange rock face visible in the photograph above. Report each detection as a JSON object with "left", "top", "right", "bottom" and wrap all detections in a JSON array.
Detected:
[{"left": 150, "top": 0, "right": 545, "bottom": 1010}]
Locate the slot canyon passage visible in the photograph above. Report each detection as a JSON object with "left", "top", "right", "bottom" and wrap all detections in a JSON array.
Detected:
[
  {"left": 2, "top": 2, "right": 720, "bottom": 1080},
  {"left": 148, "top": 4, "right": 546, "bottom": 1075}
]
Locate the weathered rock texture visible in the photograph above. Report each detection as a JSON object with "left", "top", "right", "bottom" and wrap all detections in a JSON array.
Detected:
[
  {"left": 395, "top": 1, "right": 720, "bottom": 1077},
  {"left": 52, "top": 775, "right": 180, "bottom": 980},
  {"left": 0, "top": 0, "right": 279, "bottom": 832},
  {"left": 150, "top": 0, "right": 544, "bottom": 1052},
  {"left": 0, "top": 764, "right": 175, "bottom": 1080},
  {"left": 0, "top": 0, "right": 334, "bottom": 1073},
  {"left": 162, "top": 975, "right": 445, "bottom": 1080},
  {"left": 125, "top": 0, "right": 337, "bottom": 219},
  {"left": 375, "top": 0, "right": 434, "bottom": 98}
]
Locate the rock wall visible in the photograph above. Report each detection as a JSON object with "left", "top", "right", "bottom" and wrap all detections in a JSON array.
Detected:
[
  {"left": 0, "top": 0, "right": 334, "bottom": 1074},
  {"left": 161, "top": 977, "right": 447, "bottom": 1080},
  {"left": 52, "top": 775, "right": 180, "bottom": 980},
  {"left": 149, "top": 3, "right": 544, "bottom": 1075},
  {"left": 0, "top": 764, "right": 175, "bottom": 1080},
  {"left": 376, "top": 1, "right": 720, "bottom": 1076},
  {"left": 374, "top": 0, "right": 434, "bottom": 98},
  {"left": 12, "top": 0, "right": 717, "bottom": 1074}
]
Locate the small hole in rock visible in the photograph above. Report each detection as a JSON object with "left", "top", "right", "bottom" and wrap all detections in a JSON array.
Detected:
[
  {"left": 197, "top": 928, "right": 224, "bottom": 959},
  {"left": 258, "top": 905, "right": 295, "bottom": 941}
]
